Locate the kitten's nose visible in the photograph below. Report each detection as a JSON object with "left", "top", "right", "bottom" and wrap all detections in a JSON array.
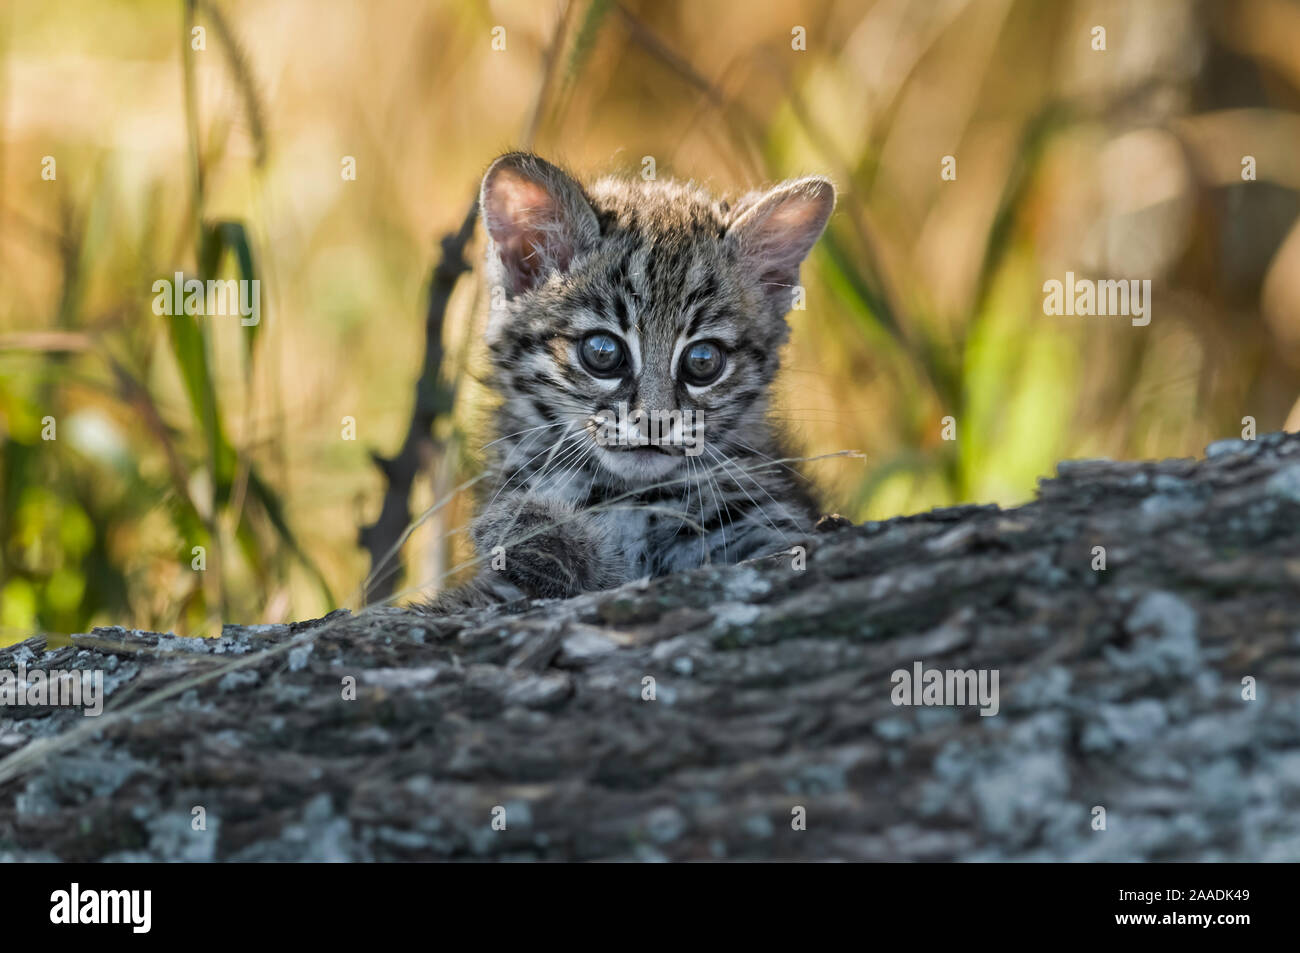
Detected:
[
  {"left": 632, "top": 378, "right": 675, "bottom": 421},
  {"left": 628, "top": 383, "right": 688, "bottom": 448}
]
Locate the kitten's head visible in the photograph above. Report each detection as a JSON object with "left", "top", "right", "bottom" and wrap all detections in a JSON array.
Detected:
[{"left": 479, "top": 152, "right": 834, "bottom": 486}]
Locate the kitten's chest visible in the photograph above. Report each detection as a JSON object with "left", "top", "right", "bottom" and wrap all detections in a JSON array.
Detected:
[
  {"left": 520, "top": 464, "right": 697, "bottom": 578},
  {"left": 589, "top": 505, "right": 686, "bottom": 578},
  {"left": 592, "top": 507, "right": 654, "bottom": 576}
]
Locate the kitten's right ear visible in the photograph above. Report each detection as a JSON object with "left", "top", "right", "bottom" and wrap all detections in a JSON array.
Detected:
[
  {"left": 726, "top": 176, "right": 835, "bottom": 315},
  {"left": 479, "top": 153, "right": 600, "bottom": 296}
]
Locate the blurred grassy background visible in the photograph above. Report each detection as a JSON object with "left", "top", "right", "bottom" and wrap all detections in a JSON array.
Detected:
[{"left": 3, "top": 0, "right": 1300, "bottom": 642}]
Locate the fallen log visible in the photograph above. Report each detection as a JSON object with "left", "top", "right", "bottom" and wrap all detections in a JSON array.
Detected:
[{"left": 2, "top": 432, "right": 1298, "bottom": 861}]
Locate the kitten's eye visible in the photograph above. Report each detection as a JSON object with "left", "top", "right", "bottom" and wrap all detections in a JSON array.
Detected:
[
  {"left": 680, "top": 340, "right": 726, "bottom": 386},
  {"left": 579, "top": 332, "right": 627, "bottom": 377}
]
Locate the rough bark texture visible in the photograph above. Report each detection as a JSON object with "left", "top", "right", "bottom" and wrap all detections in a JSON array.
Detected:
[{"left": 3, "top": 433, "right": 1299, "bottom": 862}]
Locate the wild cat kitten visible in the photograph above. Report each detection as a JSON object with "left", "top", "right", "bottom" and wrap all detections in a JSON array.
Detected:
[{"left": 426, "top": 152, "right": 835, "bottom": 611}]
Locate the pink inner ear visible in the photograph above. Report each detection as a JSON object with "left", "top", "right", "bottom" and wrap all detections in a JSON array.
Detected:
[
  {"left": 751, "top": 209, "right": 815, "bottom": 270},
  {"left": 768, "top": 199, "right": 824, "bottom": 243},
  {"left": 732, "top": 180, "right": 834, "bottom": 283},
  {"left": 489, "top": 174, "right": 554, "bottom": 235},
  {"left": 484, "top": 170, "right": 568, "bottom": 289}
]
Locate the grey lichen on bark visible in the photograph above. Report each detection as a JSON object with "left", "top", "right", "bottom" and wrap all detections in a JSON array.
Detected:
[{"left": 2, "top": 432, "right": 1299, "bottom": 861}]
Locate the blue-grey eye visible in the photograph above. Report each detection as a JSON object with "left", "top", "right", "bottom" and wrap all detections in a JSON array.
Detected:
[
  {"left": 680, "top": 340, "right": 725, "bottom": 385},
  {"left": 579, "top": 332, "right": 626, "bottom": 377}
]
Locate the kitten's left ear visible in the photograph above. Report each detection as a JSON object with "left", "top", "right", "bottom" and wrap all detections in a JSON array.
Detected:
[
  {"left": 726, "top": 176, "right": 835, "bottom": 314},
  {"left": 480, "top": 153, "right": 601, "bottom": 296}
]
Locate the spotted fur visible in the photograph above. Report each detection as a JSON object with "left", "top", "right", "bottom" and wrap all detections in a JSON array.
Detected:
[{"left": 423, "top": 153, "right": 836, "bottom": 611}]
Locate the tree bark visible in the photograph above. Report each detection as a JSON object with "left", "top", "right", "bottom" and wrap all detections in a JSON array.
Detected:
[{"left": 3, "top": 432, "right": 1298, "bottom": 861}]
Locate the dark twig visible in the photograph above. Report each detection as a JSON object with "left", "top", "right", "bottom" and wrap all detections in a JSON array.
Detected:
[
  {"left": 358, "top": 2, "right": 576, "bottom": 603},
  {"left": 359, "top": 202, "right": 476, "bottom": 604}
]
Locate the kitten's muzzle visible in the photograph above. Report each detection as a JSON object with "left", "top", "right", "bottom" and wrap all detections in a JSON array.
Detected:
[{"left": 607, "top": 444, "right": 678, "bottom": 456}]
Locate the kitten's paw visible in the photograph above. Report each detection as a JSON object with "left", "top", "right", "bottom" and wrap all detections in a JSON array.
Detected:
[{"left": 473, "top": 497, "right": 612, "bottom": 600}]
